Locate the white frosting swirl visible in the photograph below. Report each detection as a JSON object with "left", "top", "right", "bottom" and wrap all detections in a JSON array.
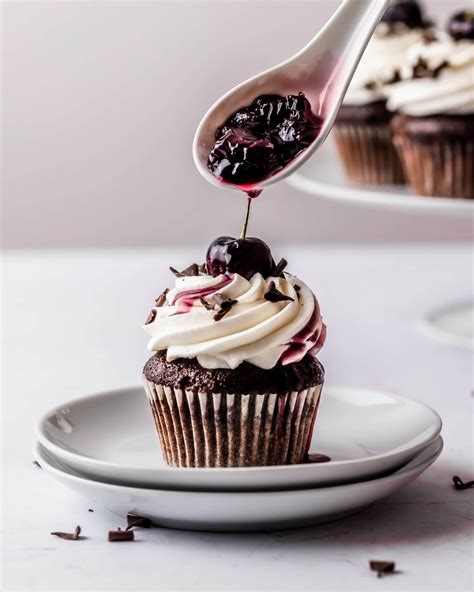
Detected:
[
  {"left": 386, "top": 32, "right": 474, "bottom": 116},
  {"left": 144, "top": 273, "right": 326, "bottom": 370},
  {"left": 345, "top": 26, "right": 427, "bottom": 105}
]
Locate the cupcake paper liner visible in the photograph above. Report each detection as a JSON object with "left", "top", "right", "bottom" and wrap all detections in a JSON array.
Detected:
[
  {"left": 333, "top": 123, "right": 405, "bottom": 185},
  {"left": 142, "top": 377, "right": 323, "bottom": 468},
  {"left": 393, "top": 135, "right": 474, "bottom": 199}
]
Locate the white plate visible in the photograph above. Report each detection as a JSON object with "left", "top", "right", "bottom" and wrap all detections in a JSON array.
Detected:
[
  {"left": 421, "top": 300, "right": 474, "bottom": 350},
  {"left": 37, "top": 385, "right": 441, "bottom": 491},
  {"left": 34, "top": 437, "right": 443, "bottom": 532},
  {"left": 286, "top": 138, "right": 474, "bottom": 219}
]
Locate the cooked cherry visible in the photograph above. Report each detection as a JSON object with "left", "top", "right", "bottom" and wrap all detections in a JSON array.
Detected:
[
  {"left": 208, "top": 129, "right": 279, "bottom": 186},
  {"left": 207, "top": 93, "right": 322, "bottom": 187},
  {"left": 206, "top": 236, "right": 275, "bottom": 280},
  {"left": 447, "top": 11, "right": 474, "bottom": 40}
]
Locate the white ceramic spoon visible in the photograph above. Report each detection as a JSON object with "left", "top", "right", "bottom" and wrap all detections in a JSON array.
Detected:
[{"left": 193, "top": 0, "right": 389, "bottom": 193}]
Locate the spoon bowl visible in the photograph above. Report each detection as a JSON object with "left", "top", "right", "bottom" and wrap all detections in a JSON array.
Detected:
[{"left": 193, "top": 0, "right": 389, "bottom": 192}]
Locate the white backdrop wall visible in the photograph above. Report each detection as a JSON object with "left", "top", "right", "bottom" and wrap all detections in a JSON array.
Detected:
[{"left": 2, "top": 0, "right": 471, "bottom": 248}]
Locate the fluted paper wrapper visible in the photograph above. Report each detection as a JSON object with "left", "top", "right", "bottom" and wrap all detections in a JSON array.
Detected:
[
  {"left": 142, "top": 377, "right": 323, "bottom": 468},
  {"left": 333, "top": 123, "right": 405, "bottom": 185},
  {"left": 393, "top": 135, "right": 474, "bottom": 199}
]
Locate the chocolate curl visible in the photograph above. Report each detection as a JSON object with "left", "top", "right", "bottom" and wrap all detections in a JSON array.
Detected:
[
  {"left": 452, "top": 475, "right": 474, "bottom": 490},
  {"left": 51, "top": 525, "right": 81, "bottom": 540},
  {"left": 126, "top": 514, "right": 152, "bottom": 530}
]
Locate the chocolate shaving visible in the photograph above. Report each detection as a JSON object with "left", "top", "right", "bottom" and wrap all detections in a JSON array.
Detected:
[
  {"left": 108, "top": 528, "right": 134, "bottom": 542},
  {"left": 384, "top": 22, "right": 408, "bottom": 36},
  {"left": 264, "top": 281, "right": 294, "bottom": 303},
  {"left": 412, "top": 57, "right": 448, "bottom": 80},
  {"left": 170, "top": 263, "right": 201, "bottom": 278},
  {"left": 213, "top": 308, "right": 229, "bottom": 321},
  {"left": 145, "top": 309, "right": 157, "bottom": 325},
  {"left": 51, "top": 525, "right": 81, "bottom": 540},
  {"left": 452, "top": 475, "right": 474, "bottom": 490},
  {"left": 155, "top": 288, "right": 169, "bottom": 307},
  {"left": 364, "top": 81, "right": 378, "bottom": 91},
  {"left": 272, "top": 258, "right": 288, "bottom": 277},
  {"left": 200, "top": 297, "right": 214, "bottom": 311},
  {"left": 33, "top": 460, "right": 42, "bottom": 468},
  {"left": 387, "top": 68, "right": 401, "bottom": 84},
  {"left": 432, "top": 60, "right": 449, "bottom": 78},
  {"left": 212, "top": 294, "right": 238, "bottom": 321},
  {"left": 294, "top": 284, "right": 301, "bottom": 292},
  {"left": 422, "top": 29, "right": 438, "bottom": 44},
  {"left": 413, "top": 57, "right": 431, "bottom": 78},
  {"left": 211, "top": 293, "right": 224, "bottom": 307},
  {"left": 182, "top": 263, "right": 199, "bottom": 276},
  {"left": 126, "top": 514, "right": 152, "bottom": 530},
  {"left": 369, "top": 560, "right": 396, "bottom": 578},
  {"left": 88, "top": 509, "right": 94, "bottom": 512}
]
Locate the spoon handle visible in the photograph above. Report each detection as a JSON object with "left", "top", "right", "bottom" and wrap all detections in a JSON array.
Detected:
[
  {"left": 296, "top": 0, "right": 389, "bottom": 114},
  {"left": 299, "top": 0, "right": 389, "bottom": 67}
]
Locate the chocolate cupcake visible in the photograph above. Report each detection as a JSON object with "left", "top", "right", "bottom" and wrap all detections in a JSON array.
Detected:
[
  {"left": 334, "top": 0, "right": 431, "bottom": 185},
  {"left": 142, "top": 237, "right": 326, "bottom": 468},
  {"left": 387, "top": 13, "right": 474, "bottom": 198}
]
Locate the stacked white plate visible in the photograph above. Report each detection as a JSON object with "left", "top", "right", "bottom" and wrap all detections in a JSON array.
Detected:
[
  {"left": 35, "top": 386, "right": 442, "bottom": 532},
  {"left": 286, "top": 138, "right": 474, "bottom": 219}
]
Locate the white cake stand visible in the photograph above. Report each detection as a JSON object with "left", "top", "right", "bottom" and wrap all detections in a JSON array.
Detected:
[{"left": 286, "top": 139, "right": 474, "bottom": 349}]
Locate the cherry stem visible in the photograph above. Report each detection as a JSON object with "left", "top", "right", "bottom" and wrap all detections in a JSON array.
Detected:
[{"left": 240, "top": 197, "right": 252, "bottom": 239}]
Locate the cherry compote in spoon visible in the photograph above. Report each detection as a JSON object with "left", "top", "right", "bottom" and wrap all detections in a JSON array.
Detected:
[{"left": 193, "top": 0, "right": 389, "bottom": 196}]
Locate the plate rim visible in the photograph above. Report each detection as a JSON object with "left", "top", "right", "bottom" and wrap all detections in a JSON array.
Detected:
[
  {"left": 419, "top": 299, "right": 474, "bottom": 350},
  {"left": 34, "top": 436, "right": 443, "bottom": 496},
  {"left": 286, "top": 166, "right": 474, "bottom": 219},
  {"left": 37, "top": 384, "right": 442, "bottom": 475}
]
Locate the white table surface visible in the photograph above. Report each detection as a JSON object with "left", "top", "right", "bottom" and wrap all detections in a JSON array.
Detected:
[{"left": 2, "top": 244, "right": 473, "bottom": 592}]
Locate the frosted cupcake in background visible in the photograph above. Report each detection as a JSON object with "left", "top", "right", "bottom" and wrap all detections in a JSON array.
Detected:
[
  {"left": 142, "top": 236, "right": 326, "bottom": 468},
  {"left": 388, "top": 11, "right": 474, "bottom": 199},
  {"left": 333, "top": 0, "right": 432, "bottom": 185}
]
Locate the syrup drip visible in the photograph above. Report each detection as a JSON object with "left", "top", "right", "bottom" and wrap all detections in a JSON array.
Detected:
[{"left": 305, "top": 453, "right": 331, "bottom": 464}]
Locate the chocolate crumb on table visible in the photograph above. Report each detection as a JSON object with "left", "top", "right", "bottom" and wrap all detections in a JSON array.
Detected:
[
  {"left": 369, "top": 560, "right": 396, "bottom": 578},
  {"left": 51, "top": 525, "right": 81, "bottom": 540},
  {"left": 452, "top": 475, "right": 474, "bottom": 490},
  {"left": 126, "top": 514, "right": 152, "bottom": 530},
  {"left": 108, "top": 528, "right": 134, "bottom": 542}
]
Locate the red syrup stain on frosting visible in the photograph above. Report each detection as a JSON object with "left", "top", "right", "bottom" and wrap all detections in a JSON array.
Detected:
[
  {"left": 280, "top": 297, "right": 326, "bottom": 365},
  {"left": 309, "top": 323, "right": 327, "bottom": 355},
  {"left": 171, "top": 276, "right": 233, "bottom": 314}
]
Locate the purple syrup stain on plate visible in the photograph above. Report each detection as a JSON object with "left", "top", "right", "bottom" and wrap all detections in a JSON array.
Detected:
[{"left": 305, "top": 453, "right": 332, "bottom": 464}]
